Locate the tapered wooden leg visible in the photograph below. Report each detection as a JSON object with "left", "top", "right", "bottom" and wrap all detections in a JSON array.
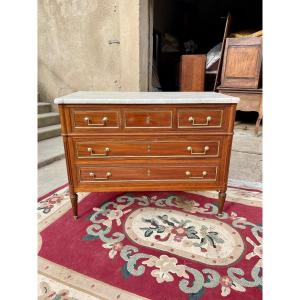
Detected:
[
  {"left": 218, "top": 189, "right": 227, "bottom": 215},
  {"left": 70, "top": 191, "right": 78, "bottom": 220},
  {"left": 255, "top": 115, "right": 262, "bottom": 136},
  {"left": 255, "top": 100, "right": 263, "bottom": 136}
]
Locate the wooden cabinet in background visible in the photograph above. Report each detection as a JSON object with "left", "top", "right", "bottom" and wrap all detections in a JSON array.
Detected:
[
  {"left": 220, "top": 37, "right": 262, "bottom": 89},
  {"left": 217, "top": 36, "right": 263, "bottom": 135},
  {"left": 218, "top": 87, "right": 262, "bottom": 135},
  {"left": 180, "top": 55, "right": 206, "bottom": 91}
]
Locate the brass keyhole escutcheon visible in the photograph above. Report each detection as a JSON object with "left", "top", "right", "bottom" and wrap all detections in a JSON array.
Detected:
[
  {"left": 147, "top": 169, "right": 151, "bottom": 176},
  {"left": 147, "top": 145, "right": 151, "bottom": 152},
  {"left": 146, "top": 116, "right": 151, "bottom": 124}
]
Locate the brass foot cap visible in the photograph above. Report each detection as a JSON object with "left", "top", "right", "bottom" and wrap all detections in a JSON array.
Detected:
[{"left": 73, "top": 216, "right": 78, "bottom": 220}]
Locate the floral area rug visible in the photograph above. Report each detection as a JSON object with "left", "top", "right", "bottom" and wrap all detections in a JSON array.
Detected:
[{"left": 38, "top": 185, "right": 262, "bottom": 300}]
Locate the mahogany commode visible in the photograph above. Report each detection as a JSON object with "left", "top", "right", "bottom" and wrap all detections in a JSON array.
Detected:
[{"left": 55, "top": 92, "right": 239, "bottom": 219}]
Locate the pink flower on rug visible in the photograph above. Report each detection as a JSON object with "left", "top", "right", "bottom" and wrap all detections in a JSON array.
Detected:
[
  {"left": 219, "top": 276, "right": 246, "bottom": 296},
  {"left": 150, "top": 196, "right": 158, "bottom": 203},
  {"left": 38, "top": 192, "right": 69, "bottom": 215},
  {"left": 171, "top": 226, "right": 187, "bottom": 242},
  {"left": 48, "top": 194, "right": 64, "bottom": 204},
  {"left": 95, "top": 207, "right": 131, "bottom": 227},
  {"left": 103, "top": 242, "right": 124, "bottom": 259}
]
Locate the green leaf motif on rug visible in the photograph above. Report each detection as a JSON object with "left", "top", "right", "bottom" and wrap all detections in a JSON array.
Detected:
[
  {"left": 144, "top": 229, "right": 153, "bottom": 237},
  {"left": 189, "top": 287, "right": 205, "bottom": 300},
  {"left": 86, "top": 212, "right": 94, "bottom": 220},
  {"left": 82, "top": 234, "right": 99, "bottom": 241},
  {"left": 121, "top": 262, "right": 132, "bottom": 279}
]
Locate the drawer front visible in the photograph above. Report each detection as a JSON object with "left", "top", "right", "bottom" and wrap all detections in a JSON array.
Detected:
[
  {"left": 75, "top": 139, "right": 221, "bottom": 159},
  {"left": 177, "top": 109, "right": 224, "bottom": 129},
  {"left": 71, "top": 109, "right": 120, "bottom": 130},
  {"left": 124, "top": 110, "right": 172, "bottom": 128},
  {"left": 78, "top": 165, "right": 218, "bottom": 183}
]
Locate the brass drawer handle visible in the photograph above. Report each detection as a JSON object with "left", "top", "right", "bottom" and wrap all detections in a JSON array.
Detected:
[
  {"left": 188, "top": 116, "right": 212, "bottom": 126},
  {"left": 89, "top": 172, "right": 111, "bottom": 180},
  {"left": 185, "top": 170, "right": 208, "bottom": 179},
  {"left": 84, "top": 116, "right": 108, "bottom": 126},
  {"left": 187, "top": 145, "right": 209, "bottom": 155},
  {"left": 87, "top": 147, "right": 110, "bottom": 156}
]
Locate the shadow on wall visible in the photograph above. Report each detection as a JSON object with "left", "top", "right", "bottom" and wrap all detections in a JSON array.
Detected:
[{"left": 38, "top": 58, "right": 75, "bottom": 104}]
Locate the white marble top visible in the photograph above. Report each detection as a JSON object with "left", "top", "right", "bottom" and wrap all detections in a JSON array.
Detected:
[{"left": 54, "top": 91, "right": 239, "bottom": 104}]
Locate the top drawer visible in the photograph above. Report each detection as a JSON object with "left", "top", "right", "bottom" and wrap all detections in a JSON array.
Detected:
[
  {"left": 177, "top": 108, "right": 225, "bottom": 130},
  {"left": 124, "top": 110, "right": 172, "bottom": 129},
  {"left": 63, "top": 105, "right": 235, "bottom": 133}
]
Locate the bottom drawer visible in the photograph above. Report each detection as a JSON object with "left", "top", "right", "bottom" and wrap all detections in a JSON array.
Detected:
[{"left": 78, "top": 165, "right": 218, "bottom": 183}]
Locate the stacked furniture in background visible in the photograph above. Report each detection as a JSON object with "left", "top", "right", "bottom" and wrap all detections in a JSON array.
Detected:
[{"left": 216, "top": 36, "right": 263, "bottom": 135}]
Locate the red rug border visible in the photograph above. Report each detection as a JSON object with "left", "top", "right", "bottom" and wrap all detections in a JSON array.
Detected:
[{"left": 38, "top": 183, "right": 69, "bottom": 202}]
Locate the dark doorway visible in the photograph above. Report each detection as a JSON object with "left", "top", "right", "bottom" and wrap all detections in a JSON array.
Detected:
[{"left": 152, "top": 0, "right": 262, "bottom": 93}]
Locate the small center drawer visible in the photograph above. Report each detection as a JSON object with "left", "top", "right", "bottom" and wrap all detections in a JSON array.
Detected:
[
  {"left": 124, "top": 110, "right": 172, "bottom": 128},
  {"left": 71, "top": 109, "right": 120, "bottom": 129},
  {"left": 75, "top": 139, "right": 221, "bottom": 158},
  {"left": 177, "top": 108, "right": 224, "bottom": 128},
  {"left": 78, "top": 165, "right": 218, "bottom": 182}
]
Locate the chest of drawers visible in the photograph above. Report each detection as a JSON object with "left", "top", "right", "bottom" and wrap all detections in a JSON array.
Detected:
[{"left": 55, "top": 92, "right": 239, "bottom": 219}]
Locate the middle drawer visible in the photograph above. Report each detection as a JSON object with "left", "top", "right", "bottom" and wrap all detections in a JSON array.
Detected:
[{"left": 73, "top": 138, "right": 222, "bottom": 159}]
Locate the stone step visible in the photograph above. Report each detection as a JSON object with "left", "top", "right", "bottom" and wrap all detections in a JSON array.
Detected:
[
  {"left": 38, "top": 136, "right": 65, "bottom": 168},
  {"left": 38, "top": 112, "right": 60, "bottom": 128},
  {"left": 38, "top": 102, "right": 52, "bottom": 114},
  {"left": 38, "top": 124, "right": 61, "bottom": 141}
]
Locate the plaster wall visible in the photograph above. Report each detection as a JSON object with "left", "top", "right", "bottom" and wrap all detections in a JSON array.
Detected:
[
  {"left": 119, "top": 0, "right": 150, "bottom": 91},
  {"left": 38, "top": 0, "right": 149, "bottom": 109}
]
